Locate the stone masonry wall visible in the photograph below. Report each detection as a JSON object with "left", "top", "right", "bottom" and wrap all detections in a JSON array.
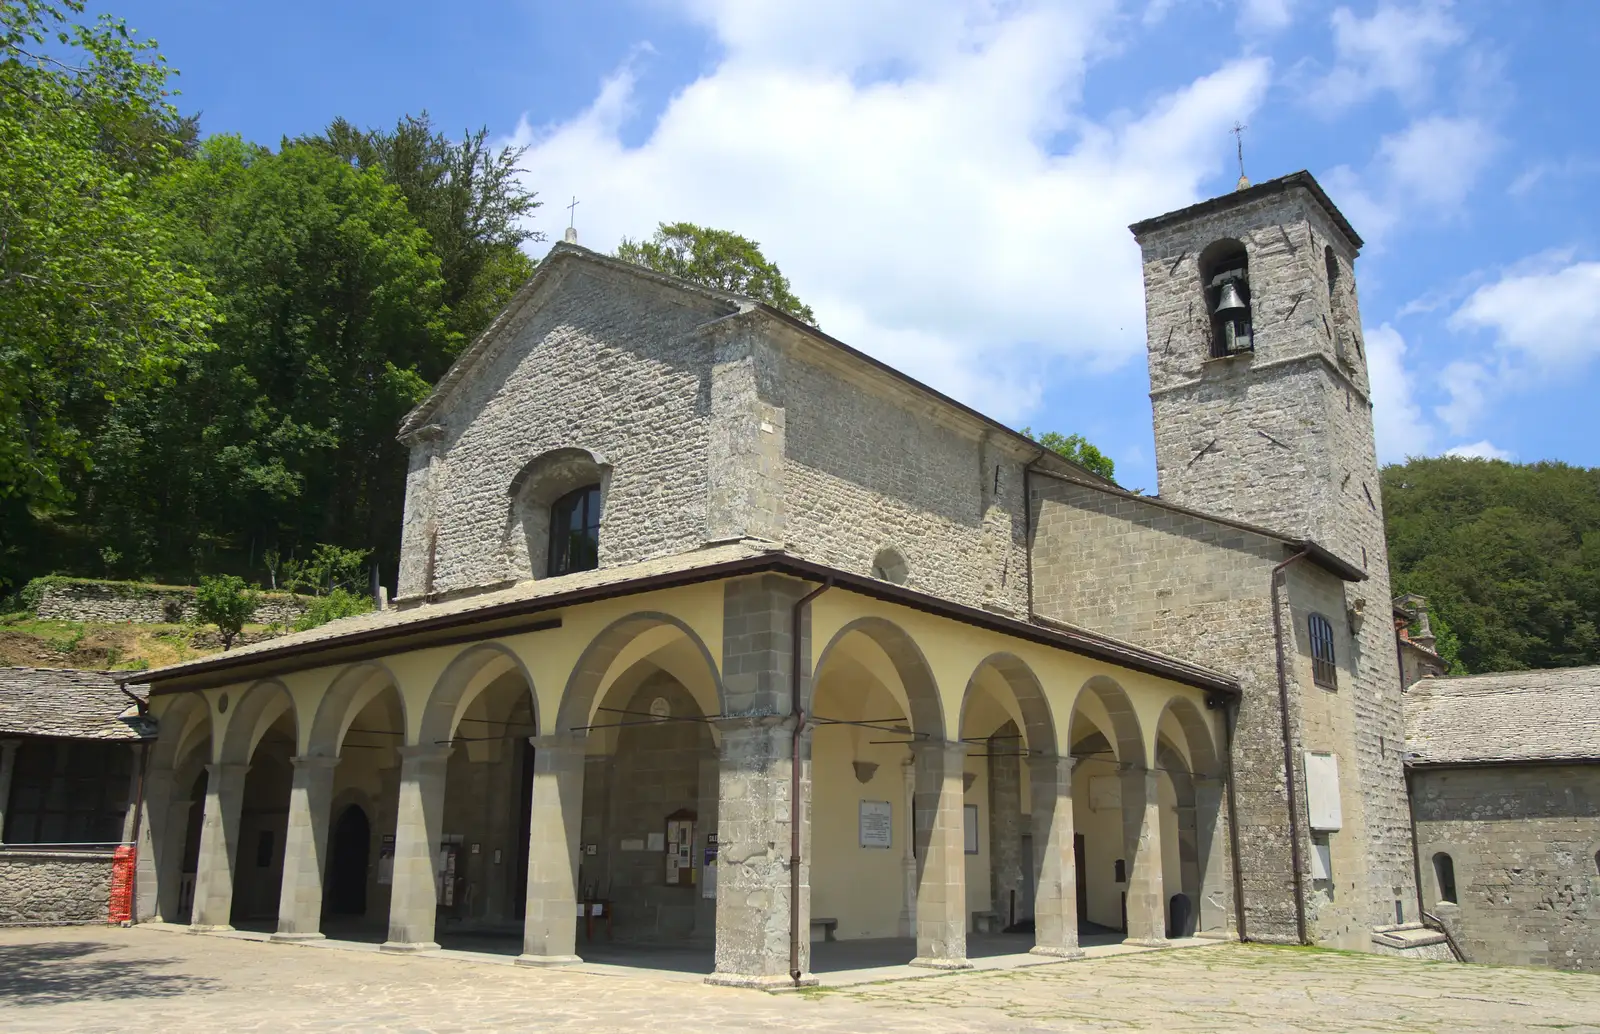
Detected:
[
  {"left": 0, "top": 849, "right": 115, "bottom": 924},
  {"left": 33, "top": 580, "right": 310, "bottom": 627},
  {"left": 1031, "top": 475, "right": 1383, "bottom": 946},
  {"left": 776, "top": 339, "right": 1031, "bottom": 616},
  {"left": 397, "top": 261, "right": 727, "bottom": 598},
  {"left": 1133, "top": 181, "right": 1414, "bottom": 937},
  {"left": 1412, "top": 764, "right": 1600, "bottom": 973}
]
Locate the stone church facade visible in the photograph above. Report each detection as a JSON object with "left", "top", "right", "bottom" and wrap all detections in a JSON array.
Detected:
[{"left": 125, "top": 171, "right": 1442, "bottom": 985}]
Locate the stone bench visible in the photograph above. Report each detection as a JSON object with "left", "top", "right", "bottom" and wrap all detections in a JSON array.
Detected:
[
  {"left": 971, "top": 910, "right": 1001, "bottom": 934},
  {"left": 810, "top": 917, "right": 838, "bottom": 943}
]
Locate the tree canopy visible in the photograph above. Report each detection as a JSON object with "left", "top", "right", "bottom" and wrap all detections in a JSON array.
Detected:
[
  {"left": 616, "top": 221, "right": 817, "bottom": 325},
  {"left": 1020, "top": 428, "right": 1116, "bottom": 482},
  {"left": 1384, "top": 456, "right": 1600, "bottom": 674}
]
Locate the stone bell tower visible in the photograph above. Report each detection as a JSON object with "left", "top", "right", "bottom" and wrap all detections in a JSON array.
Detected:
[
  {"left": 1130, "top": 171, "right": 1378, "bottom": 571},
  {"left": 1129, "top": 172, "right": 1417, "bottom": 939}
]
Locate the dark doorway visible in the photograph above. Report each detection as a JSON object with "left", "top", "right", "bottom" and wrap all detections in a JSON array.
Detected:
[
  {"left": 178, "top": 770, "right": 208, "bottom": 922},
  {"left": 327, "top": 805, "right": 370, "bottom": 915},
  {"left": 514, "top": 739, "right": 535, "bottom": 921},
  {"left": 1073, "top": 833, "right": 1088, "bottom": 922},
  {"left": 1168, "top": 893, "right": 1192, "bottom": 938}
]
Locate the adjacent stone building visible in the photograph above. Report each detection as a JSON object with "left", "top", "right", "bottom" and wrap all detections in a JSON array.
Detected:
[
  {"left": 0, "top": 667, "right": 154, "bottom": 924},
  {"left": 122, "top": 171, "right": 1445, "bottom": 984},
  {"left": 1405, "top": 666, "right": 1600, "bottom": 972}
]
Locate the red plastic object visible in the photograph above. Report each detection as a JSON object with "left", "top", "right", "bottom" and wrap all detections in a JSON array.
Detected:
[{"left": 108, "top": 845, "right": 136, "bottom": 923}]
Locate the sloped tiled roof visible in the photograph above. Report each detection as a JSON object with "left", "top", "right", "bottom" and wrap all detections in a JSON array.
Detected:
[
  {"left": 0, "top": 667, "right": 154, "bottom": 740},
  {"left": 1404, "top": 666, "right": 1600, "bottom": 766}
]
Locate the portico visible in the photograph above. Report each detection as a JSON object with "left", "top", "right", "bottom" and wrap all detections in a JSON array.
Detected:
[{"left": 133, "top": 548, "right": 1235, "bottom": 986}]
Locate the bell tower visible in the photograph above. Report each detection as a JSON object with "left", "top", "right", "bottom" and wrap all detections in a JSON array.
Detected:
[{"left": 1130, "top": 171, "right": 1377, "bottom": 572}]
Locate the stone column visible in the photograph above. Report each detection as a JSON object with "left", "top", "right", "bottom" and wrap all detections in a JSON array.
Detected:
[
  {"left": 706, "top": 716, "right": 811, "bottom": 989},
  {"left": 1030, "top": 756, "right": 1082, "bottom": 957},
  {"left": 120, "top": 743, "right": 145, "bottom": 844},
  {"left": 1121, "top": 769, "right": 1168, "bottom": 946},
  {"left": 911, "top": 741, "right": 970, "bottom": 969},
  {"left": 272, "top": 755, "right": 339, "bottom": 941},
  {"left": 0, "top": 739, "right": 21, "bottom": 841},
  {"left": 988, "top": 724, "right": 1025, "bottom": 928},
  {"left": 1194, "top": 776, "right": 1230, "bottom": 936},
  {"left": 518, "top": 735, "right": 585, "bottom": 966},
  {"left": 134, "top": 763, "right": 170, "bottom": 922},
  {"left": 189, "top": 762, "right": 250, "bottom": 931},
  {"left": 380, "top": 744, "right": 452, "bottom": 952},
  {"left": 898, "top": 753, "right": 917, "bottom": 938}
]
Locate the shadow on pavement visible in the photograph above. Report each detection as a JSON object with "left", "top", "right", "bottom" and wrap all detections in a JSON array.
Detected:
[{"left": 0, "top": 938, "right": 219, "bottom": 1005}]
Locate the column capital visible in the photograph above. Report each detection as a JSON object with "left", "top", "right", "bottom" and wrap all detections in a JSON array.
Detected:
[
  {"left": 528, "top": 733, "right": 586, "bottom": 754},
  {"left": 0, "top": 738, "right": 24, "bottom": 753},
  {"left": 396, "top": 743, "right": 453, "bottom": 762},
  {"left": 291, "top": 755, "right": 341, "bottom": 771}
]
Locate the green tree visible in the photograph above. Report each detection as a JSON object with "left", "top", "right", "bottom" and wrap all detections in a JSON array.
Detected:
[
  {"left": 617, "top": 221, "right": 816, "bottom": 325},
  {"left": 307, "top": 113, "right": 543, "bottom": 343},
  {"left": 1020, "top": 428, "right": 1116, "bottom": 482},
  {"left": 292, "top": 587, "right": 373, "bottom": 632},
  {"left": 0, "top": 0, "right": 214, "bottom": 507},
  {"left": 194, "top": 573, "right": 258, "bottom": 650}
]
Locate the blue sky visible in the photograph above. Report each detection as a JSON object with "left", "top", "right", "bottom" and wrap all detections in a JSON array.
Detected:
[{"left": 123, "top": 0, "right": 1600, "bottom": 491}]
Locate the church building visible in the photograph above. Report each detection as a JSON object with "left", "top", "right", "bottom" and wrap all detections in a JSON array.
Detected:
[{"left": 125, "top": 171, "right": 1450, "bottom": 986}]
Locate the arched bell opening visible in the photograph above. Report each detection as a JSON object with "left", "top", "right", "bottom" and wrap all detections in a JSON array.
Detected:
[{"left": 1199, "top": 238, "right": 1252, "bottom": 358}]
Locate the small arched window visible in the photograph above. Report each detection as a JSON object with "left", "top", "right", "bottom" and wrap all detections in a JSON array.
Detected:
[
  {"left": 1309, "top": 613, "right": 1337, "bottom": 688},
  {"left": 548, "top": 484, "right": 601, "bottom": 576},
  {"left": 1433, "top": 852, "right": 1457, "bottom": 904},
  {"left": 870, "top": 547, "right": 908, "bottom": 585},
  {"left": 1199, "top": 239, "right": 1252, "bottom": 358}
]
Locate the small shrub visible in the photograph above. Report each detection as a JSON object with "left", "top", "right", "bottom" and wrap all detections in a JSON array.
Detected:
[
  {"left": 292, "top": 588, "right": 374, "bottom": 631},
  {"left": 195, "top": 575, "right": 261, "bottom": 650}
]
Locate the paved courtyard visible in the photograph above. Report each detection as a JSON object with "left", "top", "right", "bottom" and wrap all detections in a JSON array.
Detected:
[{"left": 2, "top": 925, "right": 1598, "bottom": 1033}]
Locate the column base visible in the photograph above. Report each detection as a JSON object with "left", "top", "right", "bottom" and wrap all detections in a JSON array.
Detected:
[
  {"left": 1122, "top": 936, "right": 1171, "bottom": 948},
  {"left": 187, "top": 924, "right": 235, "bottom": 934},
  {"left": 515, "top": 953, "right": 583, "bottom": 967},
  {"left": 269, "top": 931, "right": 326, "bottom": 943},
  {"left": 1028, "top": 945, "right": 1085, "bottom": 959},
  {"left": 379, "top": 940, "right": 441, "bottom": 954},
  {"left": 909, "top": 956, "right": 973, "bottom": 970},
  {"left": 704, "top": 971, "right": 819, "bottom": 989}
]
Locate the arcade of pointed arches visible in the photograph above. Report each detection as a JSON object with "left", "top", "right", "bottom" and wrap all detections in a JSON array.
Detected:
[{"left": 141, "top": 580, "right": 1229, "bottom": 980}]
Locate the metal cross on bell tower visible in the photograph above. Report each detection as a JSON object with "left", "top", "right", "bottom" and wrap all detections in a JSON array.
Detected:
[{"left": 564, "top": 195, "right": 580, "bottom": 244}]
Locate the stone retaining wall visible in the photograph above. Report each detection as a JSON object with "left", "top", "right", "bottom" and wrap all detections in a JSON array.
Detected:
[
  {"left": 0, "top": 848, "right": 116, "bottom": 925},
  {"left": 33, "top": 580, "right": 310, "bottom": 627}
]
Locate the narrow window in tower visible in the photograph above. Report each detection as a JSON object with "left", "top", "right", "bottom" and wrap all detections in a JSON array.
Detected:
[
  {"left": 1309, "top": 612, "right": 1338, "bottom": 688},
  {"left": 1199, "top": 239, "right": 1252, "bottom": 357},
  {"left": 1433, "top": 852, "right": 1458, "bottom": 904},
  {"left": 548, "top": 484, "right": 601, "bottom": 576}
]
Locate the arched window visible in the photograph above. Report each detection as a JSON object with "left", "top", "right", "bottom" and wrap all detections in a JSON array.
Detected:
[
  {"left": 1433, "top": 852, "right": 1457, "bottom": 904},
  {"left": 870, "top": 547, "right": 908, "bottom": 585},
  {"left": 548, "top": 484, "right": 601, "bottom": 576},
  {"left": 1199, "top": 239, "right": 1252, "bottom": 357},
  {"left": 1309, "top": 613, "right": 1337, "bottom": 688}
]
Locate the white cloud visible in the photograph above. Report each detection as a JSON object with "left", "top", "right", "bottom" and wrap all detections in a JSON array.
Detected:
[
  {"left": 1445, "top": 440, "right": 1512, "bottom": 461},
  {"left": 1434, "top": 359, "right": 1491, "bottom": 436},
  {"left": 1365, "top": 322, "right": 1434, "bottom": 460},
  {"left": 1449, "top": 259, "right": 1600, "bottom": 365},
  {"left": 1239, "top": 0, "right": 1296, "bottom": 33},
  {"left": 1321, "top": 115, "right": 1496, "bottom": 243},
  {"left": 509, "top": 1, "right": 1271, "bottom": 421},
  {"left": 1309, "top": 2, "right": 1465, "bottom": 111}
]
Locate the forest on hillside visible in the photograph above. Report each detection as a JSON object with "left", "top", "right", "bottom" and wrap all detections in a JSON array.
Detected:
[
  {"left": 1384, "top": 457, "right": 1600, "bottom": 674},
  {"left": 4, "top": 3, "right": 1596, "bottom": 678}
]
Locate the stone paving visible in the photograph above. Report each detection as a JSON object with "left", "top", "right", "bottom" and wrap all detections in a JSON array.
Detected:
[{"left": 2, "top": 925, "right": 1598, "bottom": 1033}]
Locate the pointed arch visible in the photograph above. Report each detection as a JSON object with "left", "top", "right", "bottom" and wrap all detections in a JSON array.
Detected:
[
  {"left": 1071, "top": 675, "right": 1145, "bottom": 769},
  {"left": 418, "top": 641, "right": 539, "bottom": 747},
  {"left": 218, "top": 679, "right": 297, "bottom": 765},
  {"left": 556, "top": 612, "right": 725, "bottom": 734},
  {"left": 813, "top": 616, "right": 943, "bottom": 740},
  {"left": 308, "top": 661, "right": 407, "bottom": 756},
  {"left": 959, "top": 652, "right": 1057, "bottom": 756},
  {"left": 1154, "top": 695, "right": 1220, "bottom": 778}
]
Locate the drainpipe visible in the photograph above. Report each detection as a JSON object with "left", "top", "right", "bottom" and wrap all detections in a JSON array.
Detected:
[
  {"left": 789, "top": 577, "right": 832, "bottom": 987},
  {"left": 1270, "top": 550, "right": 1311, "bottom": 946},
  {"left": 1219, "top": 693, "right": 1248, "bottom": 942},
  {"left": 1022, "top": 450, "right": 1047, "bottom": 622}
]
